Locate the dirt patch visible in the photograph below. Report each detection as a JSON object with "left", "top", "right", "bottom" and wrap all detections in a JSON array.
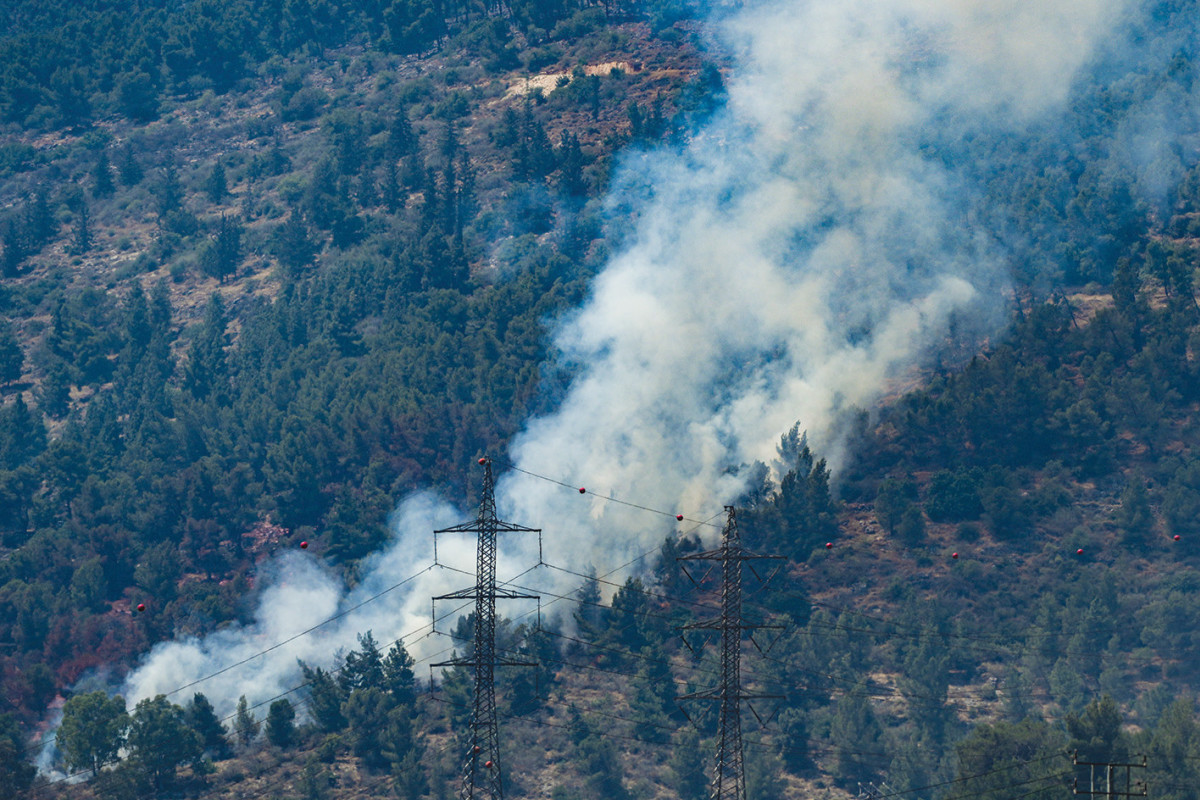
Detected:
[
  {"left": 503, "top": 61, "right": 638, "bottom": 100},
  {"left": 1066, "top": 292, "right": 1115, "bottom": 324}
]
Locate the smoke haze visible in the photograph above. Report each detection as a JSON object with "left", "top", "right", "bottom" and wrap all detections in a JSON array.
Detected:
[{"left": 109, "top": 0, "right": 1138, "bottom": 732}]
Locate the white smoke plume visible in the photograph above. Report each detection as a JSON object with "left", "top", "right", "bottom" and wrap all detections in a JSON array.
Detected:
[
  {"left": 497, "top": 0, "right": 1130, "bottom": 568},
  {"left": 110, "top": 0, "right": 1132, "bottom": 732}
]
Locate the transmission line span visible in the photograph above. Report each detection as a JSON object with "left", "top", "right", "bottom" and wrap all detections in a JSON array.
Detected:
[
  {"left": 431, "top": 457, "right": 541, "bottom": 800},
  {"left": 679, "top": 506, "right": 785, "bottom": 800}
]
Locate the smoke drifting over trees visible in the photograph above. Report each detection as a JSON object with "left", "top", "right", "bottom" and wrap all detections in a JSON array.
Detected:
[{"left": 112, "top": 0, "right": 1170, "bottom": 727}]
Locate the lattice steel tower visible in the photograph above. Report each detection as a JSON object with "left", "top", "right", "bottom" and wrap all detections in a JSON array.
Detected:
[
  {"left": 433, "top": 457, "right": 540, "bottom": 800},
  {"left": 679, "top": 506, "right": 783, "bottom": 800}
]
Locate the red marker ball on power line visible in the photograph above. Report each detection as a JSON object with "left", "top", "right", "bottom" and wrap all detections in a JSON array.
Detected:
[
  {"left": 952, "top": 552, "right": 959, "bottom": 559},
  {"left": 136, "top": 603, "right": 145, "bottom": 613},
  {"left": 1077, "top": 548, "right": 1084, "bottom": 555},
  {"left": 300, "top": 541, "right": 308, "bottom": 550},
  {"left": 473, "top": 746, "right": 481, "bottom": 754},
  {"left": 484, "top": 761, "right": 493, "bottom": 769},
  {"left": 1175, "top": 535, "right": 1181, "bottom": 541},
  {"left": 676, "top": 514, "right": 683, "bottom": 521},
  {"left": 825, "top": 542, "right": 832, "bottom": 549},
  {"left": 578, "top": 487, "right": 586, "bottom": 494},
  {"left": 478, "top": 457, "right": 486, "bottom": 465}
]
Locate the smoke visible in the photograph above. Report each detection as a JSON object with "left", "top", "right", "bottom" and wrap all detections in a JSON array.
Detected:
[
  {"left": 102, "top": 0, "right": 1136, "bottom": 745},
  {"left": 118, "top": 493, "right": 473, "bottom": 715},
  {"left": 497, "top": 0, "right": 1131, "bottom": 562}
]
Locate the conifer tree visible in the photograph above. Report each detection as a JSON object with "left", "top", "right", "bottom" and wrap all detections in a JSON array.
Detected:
[
  {"left": 205, "top": 161, "right": 228, "bottom": 204},
  {"left": 186, "top": 693, "right": 230, "bottom": 759},
  {"left": 383, "top": 161, "right": 402, "bottom": 213},
  {"left": 184, "top": 295, "right": 229, "bottom": 402},
  {"left": 119, "top": 142, "right": 143, "bottom": 186},
  {"left": 25, "top": 191, "right": 55, "bottom": 247},
  {"left": 92, "top": 152, "right": 115, "bottom": 197},
  {"left": 265, "top": 699, "right": 296, "bottom": 748},
  {"left": 234, "top": 695, "right": 260, "bottom": 747},
  {"left": 0, "top": 712, "right": 35, "bottom": 798},
  {"left": 300, "top": 663, "right": 347, "bottom": 732},
  {"left": 0, "top": 319, "right": 22, "bottom": 387},
  {"left": 273, "top": 212, "right": 317, "bottom": 273},
  {"left": 200, "top": 215, "right": 244, "bottom": 282},
  {"left": 1, "top": 222, "right": 24, "bottom": 278},
  {"left": 72, "top": 202, "right": 92, "bottom": 254}
]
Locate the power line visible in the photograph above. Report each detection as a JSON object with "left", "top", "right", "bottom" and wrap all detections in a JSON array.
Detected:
[
  {"left": 31, "top": 544, "right": 1078, "bottom": 800},
  {"left": 501, "top": 460, "right": 722, "bottom": 529},
  {"left": 15, "top": 560, "right": 440, "bottom": 765},
  {"left": 29, "top": 529, "right": 660, "bottom": 789},
  {"left": 164, "top": 562, "right": 438, "bottom": 700},
  {"left": 24, "top": 448, "right": 1169, "bottom": 800},
  {"left": 462, "top": 564, "right": 974, "bottom": 710}
]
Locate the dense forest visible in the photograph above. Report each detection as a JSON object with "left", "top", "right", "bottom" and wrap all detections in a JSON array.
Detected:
[{"left": 1, "top": 0, "right": 1200, "bottom": 798}]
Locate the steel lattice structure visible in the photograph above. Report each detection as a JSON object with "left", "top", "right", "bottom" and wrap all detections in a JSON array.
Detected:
[
  {"left": 432, "top": 458, "right": 540, "bottom": 800},
  {"left": 679, "top": 506, "right": 784, "bottom": 800}
]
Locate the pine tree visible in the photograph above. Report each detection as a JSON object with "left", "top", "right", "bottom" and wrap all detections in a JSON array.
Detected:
[
  {"left": 382, "top": 643, "right": 417, "bottom": 708},
  {"left": 573, "top": 569, "right": 604, "bottom": 642},
  {"left": 205, "top": 162, "right": 228, "bottom": 204},
  {"left": 830, "top": 693, "right": 885, "bottom": 788},
  {"left": 234, "top": 695, "right": 260, "bottom": 747},
  {"left": 0, "top": 393, "right": 45, "bottom": 470},
  {"left": 383, "top": 161, "right": 402, "bottom": 213},
  {"left": 299, "top": 663, "right": 347, "bottom": 732},
  {"left": 1, "top": 221, "right": 25, "bottom": 278},
  {"left": 669, "top": 728, "right": 709, "bottom": 800},
  {"left": 392, "top": 748, "right": 427, "bottom": 800},
  {"left": 557, "top": 132, "right": 586, "bottom": 197},
  {"left": 183, "top": 295, "right": 229, "bottom": 402},
  {"left": 342, "top": 632, "right": 385, "bottom": 692},
  {"left": 25, "top": 190, "right": 55, "bottom": 247},
  {"left": 93, "top": 152, "right": 115, "bottom": 198},
  {"left": 199, "top": 215, "right": 244, "bottom": 282},
  {"left": 119, "top": 142, "right": 144, "bottom": 186},
  {"left": 357, "top": 171, "right": 378, "bottom": 207},
  {"left": 0, "top": 319, "right": 22, "bottom": 387},
  {"left": 72, "top": 201, "right": 92, "bottom": 255},
  {"left": 342, "top": 687, "right": 390, "bottom": 769},
  {"left": 265, "top": 699, "right": 296, "bottom": 748},
  {"left": 387, "top": 111, "right": 416, "bottom": 160},
  {"left": 299, "top": 762, "right": 331, "bottom": 800},
  {"left": 156, "top": 161, "right": 184, "bottom": 219},
  {"left": 1118, "top": 476, "right": 1154, "bottom": 545},
  {"left": 273, "top": 212, "right": 317, "bottom": 273},
  {"left": 186, "top": 693, "right": 230, "bottom": 759},
  {"left": 0, "top": 712, "right": 35, "bottom": 798},
  {"left": 38, "top": 359, "right": 71, "bottom": 417},
  {"left": 456, "top": 153, "right": 476, "bottom": 227}
]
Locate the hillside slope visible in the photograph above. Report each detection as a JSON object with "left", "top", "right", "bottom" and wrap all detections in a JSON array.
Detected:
[{"left": 2, "top": 0, "right": 1200, "bottom": 799}]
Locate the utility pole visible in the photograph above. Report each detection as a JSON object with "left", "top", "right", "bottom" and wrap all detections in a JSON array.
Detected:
[
  {"left": 432, "top": 457, "right": 541, "bottom": 800},
  {"left": 1071, "top": 753, "right": 1147, "bottom": 800},
  {"left": 679, "top": 506, "right": 784, "bottom": 800}
]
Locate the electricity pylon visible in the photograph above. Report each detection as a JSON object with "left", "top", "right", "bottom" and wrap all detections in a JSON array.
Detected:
[
  {"left": 679, "top": 506, "right": 784, "bottom": 800},
  {"left": 1072, "top": 753, "right": 1147, "bottom": 800},
  {"left": 433, "top": 457, "right": 540, "bottom": 800}
]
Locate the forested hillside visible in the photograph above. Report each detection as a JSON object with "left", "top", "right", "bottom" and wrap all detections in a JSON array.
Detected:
[{"left": 1, "top": 0, "right": 1199, "bottom": 798}]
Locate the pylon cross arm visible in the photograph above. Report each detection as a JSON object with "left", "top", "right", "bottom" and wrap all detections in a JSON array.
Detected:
[
  {"left": 678, "top": 548, "right": 783, "bottom": 562},
  {"left": 434, "top": 589, "right": 540, "bottom": 601},
  {"left": 434, "top": 523, "right": 541, "bottom": 534}
]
